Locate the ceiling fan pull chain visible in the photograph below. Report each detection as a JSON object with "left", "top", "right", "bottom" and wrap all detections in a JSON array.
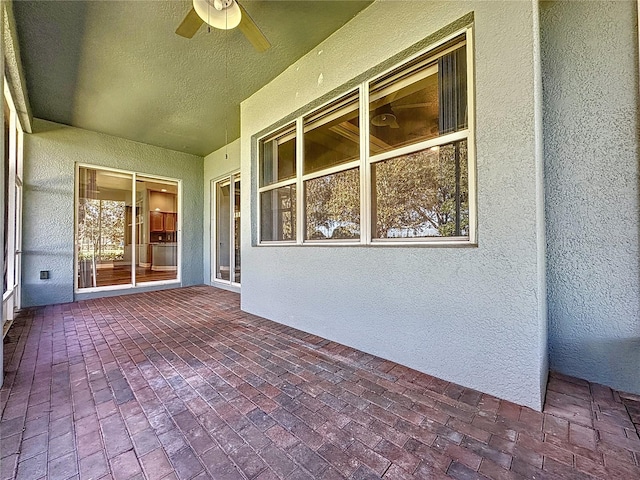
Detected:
[{"left": 207, "top": 0, "right": 210, "bottom": 32}]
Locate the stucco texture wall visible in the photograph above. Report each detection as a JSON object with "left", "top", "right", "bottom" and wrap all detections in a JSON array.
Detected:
[
  {"left": 542, "top": 1, "right": 640, "bottom": 395},
  {"left": 240, "top": 2, "right": 547, "bottom": 409},
  {"left": 22, "top": 119, "right": 204, "bottom": 307},
  {"left": 203, "top": 139, "right": 241, "bottom": 287}
]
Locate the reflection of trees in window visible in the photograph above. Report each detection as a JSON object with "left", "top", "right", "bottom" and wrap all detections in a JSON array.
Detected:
[
  {"left": 370, "top": 42, "right": 469, "bottom": 240},
  {"left": 305, "top": 168, "right": 360, "bottom": 240},
  {"left": 373, "top": 140, "right": 468, "bottom": 238},
  {"left": 279, "top": 190, "right": 295, "bottom": 240},
  {"left": 258, "top": 33, "right": 473, "bottom": 245},
  {"left": 259, "top": 125, "right": 298, "bottom": 242},
  {"left": 78, "top": 199, "right": 126, "bottom": 261},
  {"left": 260, "top": 186, "right": 296, "bottom": 242}
]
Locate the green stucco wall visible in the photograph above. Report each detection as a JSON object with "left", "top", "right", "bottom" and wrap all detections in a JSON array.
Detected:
[
  {"left": 543, "top": 1, "right": 640, "bottom": 395},
  {"left": 240, "top": 1, "right": 548, "bottom": 409},
  {"left": 22, "top": 119, "right": 204, "bottom": 306}
]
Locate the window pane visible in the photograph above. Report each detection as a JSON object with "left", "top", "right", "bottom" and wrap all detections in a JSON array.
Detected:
[
  {"left": 3, "top": 101, "right": 8, "bottom": 293},
  {"left": 216, "top": 179, "right": 231, "bottom": 281},
  {"left": 233, "top": 174, "right": 241, "bottom": 283},
  {"left": 304, "top": 92, "right": 359, "bottom": 174},
  {"left": 214, "top": 176, "right": 241, "bottom": 283},
  {"left": 260, "top": 185, "right": 296, "bottom": 242},
  {"left": 77, "top": 169, "right": 180, "bottom": 289},
  {"left": 14, "top": 184, "right": 22, "bottom": 290},
  {"left": 372, "top": 140, "right": 468, "bottom": 239},
  {"left": 139, "top": 177, "right": 178, "bottom": 283},
  {"left": 77, "top": 167, "right": 132, "bottom": 288},
  {"left": 260, "top": 125, "right": 296, "bottom": 187},
  {"left": 305, "top": 168, "right": 360, "bottom": 240},
  {"left": 369, "top": 43, "right": 466, "bottom": 155}
]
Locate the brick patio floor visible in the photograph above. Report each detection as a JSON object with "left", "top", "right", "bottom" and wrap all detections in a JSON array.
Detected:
[{"left": 1, "top": 286, "right": 639, "bottom": 480}]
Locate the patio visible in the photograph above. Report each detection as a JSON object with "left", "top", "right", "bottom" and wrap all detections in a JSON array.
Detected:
[{"left": 1, "top": 286, "right": 639, "bottom": 480}]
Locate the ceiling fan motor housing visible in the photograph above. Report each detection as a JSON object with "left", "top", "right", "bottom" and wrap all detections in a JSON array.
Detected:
[
  {"left": 213, "top": 0, "right": 235, "bottom": 11},
  {"left": 193, "top": 0, "right": 241, "bottom": 29}
]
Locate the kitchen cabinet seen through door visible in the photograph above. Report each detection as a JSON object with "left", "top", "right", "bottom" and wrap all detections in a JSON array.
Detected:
[{"left": 76, "top": 166, "right": 180, "bottom": 291}]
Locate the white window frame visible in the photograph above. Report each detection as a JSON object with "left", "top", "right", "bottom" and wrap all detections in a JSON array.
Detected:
[
  {"left": 301, "top": 89, "right": 361, "bottom": 244},
  {"left": 257, "top": 123, "right": 298, "bottom": 245},
  {"left": 257, "top": 26, "right": 476, "bottom": 246},
  {"left": 74, "top": 164, "right": 182, "bottom": 293},
  {"left": 3, "top": 79, "right": 24, "bottom": 338},
  {"left": 211, "top": 172, "right": 241, "bottom": 288}
]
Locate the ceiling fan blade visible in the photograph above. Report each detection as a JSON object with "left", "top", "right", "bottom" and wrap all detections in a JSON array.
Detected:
[
  {"left": 176, "top": 7, "right": 204, "bottom": 39},
  {"left": 238, "top": 3, "right": 271, "bottom": 52},
  {"left": 392, "top": 103, "right": 433, "bottom": 110}
]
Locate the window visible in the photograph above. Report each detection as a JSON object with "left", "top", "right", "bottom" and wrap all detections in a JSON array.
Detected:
[
  {"left": 75, "top": 165, "right": 180, "bottom": 291},
  {"left": 260, "top": 126, "right": 296, "bottom": 187},
  {"left": 370, "top": 39, "right": 469, "bottom": 239},
  {"left": 260, "top": 185, "right": 296, "bottom": 242},
  {"left": 372, "top": 141, "right": 468, "bottom": 239},
  {"left": 303, "top": 92, "right": 360, "bottom": 241},
  {"left": 258, "top": 29, "right": 475, "bottom": 245},
  {"left": 305, "top": 168, "right": 360, "bottom": 240},
  {"left": 259, "top": 125, "right": 297, "bottom": 242}
]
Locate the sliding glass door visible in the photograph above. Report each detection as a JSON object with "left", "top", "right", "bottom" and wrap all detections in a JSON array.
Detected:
[
  {"left": 77, "top": 168, "right": 133, "bottom": 288},
  {"left": 137, "top": 175, "right": 179, "bottom": 283},
  {"left": 3, "top": 84, "right": 24, "bottom": 338},
  {"left": 213, "top": 173, "right": 240, "bottom": 286},
  {"left": 76, "top": 165, "right": 180, "bottom": 291}
]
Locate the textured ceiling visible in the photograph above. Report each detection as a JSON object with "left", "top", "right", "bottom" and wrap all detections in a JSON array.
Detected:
[{"left": 12, "top": 0, "right": 372, "bottom": 156}]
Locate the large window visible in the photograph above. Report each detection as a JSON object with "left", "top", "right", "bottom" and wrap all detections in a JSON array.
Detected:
[
  {"left": 76, "top": 166, "right": 180, "bottom": 291},
  {"left": 257, "top": 30, "right": 475, "bottom": 245}
]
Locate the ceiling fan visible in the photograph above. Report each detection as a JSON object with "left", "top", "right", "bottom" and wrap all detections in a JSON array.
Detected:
[
  {"left": 392, "top": 102, "right": 433, "bottom": 111},
  {"left": 371, "top": 106, "right": 400, "bottom": 129},
  {"left": 175, "top": 0, "right": 271, "bottom": 52},
  {"left": 371, "top": 101, "right": 436, "bottom": 129}
]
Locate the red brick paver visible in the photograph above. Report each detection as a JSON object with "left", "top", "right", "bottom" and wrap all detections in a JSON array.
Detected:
[{"left": 1, "top": 286, "right": 639, "bottom": 479}]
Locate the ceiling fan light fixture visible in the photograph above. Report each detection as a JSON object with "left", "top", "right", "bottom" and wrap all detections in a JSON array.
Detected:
[
  {"left": 371, "top": 112, "right": 398, "bottom": 128},
  {"left": 193, "top": 0, "right": 242, "bottom": 30}
]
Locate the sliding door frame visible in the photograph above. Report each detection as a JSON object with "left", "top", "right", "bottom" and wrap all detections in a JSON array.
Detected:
[
  {"left": 2, "top": 79, "right": 24, "bottom": 337},
  {"left": 211, "top": 171, "right": 241, "bottom": 289},
  {"left": 74, "top": 163, "right": 182, "bottom": 294}
]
